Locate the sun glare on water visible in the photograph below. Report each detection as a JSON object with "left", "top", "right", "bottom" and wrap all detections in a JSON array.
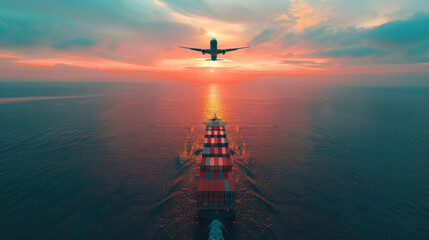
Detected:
[{"left": 204, "top": 84, "right": 224, "bottom": 120}]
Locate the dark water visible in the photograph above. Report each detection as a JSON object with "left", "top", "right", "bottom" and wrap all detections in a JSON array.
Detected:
[{"left": 0, "top": 81, "right": 428, "bottom": 240}]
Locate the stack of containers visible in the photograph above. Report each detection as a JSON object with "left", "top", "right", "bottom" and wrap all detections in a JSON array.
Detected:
[{"left": 197, "top": 117, "right": 236, "bottom": 217}]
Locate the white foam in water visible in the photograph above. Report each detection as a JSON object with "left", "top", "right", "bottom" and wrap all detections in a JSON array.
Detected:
[{"left": 208, "top": 219, "right": 224, "bottom": 240}]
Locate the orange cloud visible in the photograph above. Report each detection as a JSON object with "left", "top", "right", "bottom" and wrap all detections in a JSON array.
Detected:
[
  {"left": 273, "top": 0, "right": 330, "bottom": 32},
  {"left": 0, "top": 52, "right": 22, "bottom": 59},
  {"left": 11, "top": 57, "right": 154, "bottom": 71}
]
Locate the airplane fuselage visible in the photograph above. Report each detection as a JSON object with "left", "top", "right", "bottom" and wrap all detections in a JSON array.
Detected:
[{"left": 210, "top": 38, "right": 217, "bottom": 61}]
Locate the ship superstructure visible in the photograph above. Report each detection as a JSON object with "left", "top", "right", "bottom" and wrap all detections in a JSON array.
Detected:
[{"left": 197, "top": 116, "right": 236, "bottom": 219}]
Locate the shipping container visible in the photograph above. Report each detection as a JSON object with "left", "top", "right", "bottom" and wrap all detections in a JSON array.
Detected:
[{"left": 198, "top": 116, "right": 235, "bottom": 219}]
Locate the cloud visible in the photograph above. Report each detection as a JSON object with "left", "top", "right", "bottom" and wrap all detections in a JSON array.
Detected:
[
  {"left": 52, "top": 38, "right": 96, "bottom": 50},
  {"left": 320, "top": 12, "right": 429, "bottom": 63},
  {"left": 286, "top": 0, "right": 331, "bottom": 32},
  {"left": 281, "top": 59, "right": 332, "bottom": 67},
  {"left": 1, "top": 0, "right": 428, "bottom": 80},
  {"left": 250, "top": 11, "right": 429, "bottom": 64},
  {"left": 0, "top": 1, "right": 202, "bottom": 51},
  {"left": 0, "top": 9, "right": 89, "bottom": 48},
  {"left": 318, "top": 46, "right": 383, "bottom": 57},
  {"left": 250, "top": 28, "right": 276, "bottom": 45},
  {"left": 366, "top": 12, "right": 429, "bottom": 48},
  {"left": 160, "top": 0, "right": 290, "bottom": 23}
]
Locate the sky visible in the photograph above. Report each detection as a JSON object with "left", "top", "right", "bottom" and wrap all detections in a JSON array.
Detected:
[{"left": 0, "top": 0, "right": 428, "bottom": 82}]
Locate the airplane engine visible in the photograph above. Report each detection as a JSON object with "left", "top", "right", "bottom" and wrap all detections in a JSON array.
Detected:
[
  {"left": 221, "top": 49, "right": 226, "bottom": 55},
  {"left": 201, "top": 50, "right": 206, "bottom": 55}
]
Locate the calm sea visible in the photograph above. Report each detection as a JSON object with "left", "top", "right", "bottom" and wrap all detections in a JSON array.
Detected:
[{"left": 0, "top": 81, "right": 428, "bottom": 240}]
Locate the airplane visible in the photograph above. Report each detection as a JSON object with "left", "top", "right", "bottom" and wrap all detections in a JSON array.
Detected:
[{"left": 178, "top": 37, "right": 249, "bottom": 61}]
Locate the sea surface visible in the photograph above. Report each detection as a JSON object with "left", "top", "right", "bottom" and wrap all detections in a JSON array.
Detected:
[{"left": 0, "top": 80, "right": 428, "bottom": 240}]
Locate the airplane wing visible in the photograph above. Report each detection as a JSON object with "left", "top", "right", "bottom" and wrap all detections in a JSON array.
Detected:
[
  {"left": 218, "top": 46, "right": 250, "bottom": 53},
  {"left": 178, "top": 46, "right": 209, "bottom": 52}
]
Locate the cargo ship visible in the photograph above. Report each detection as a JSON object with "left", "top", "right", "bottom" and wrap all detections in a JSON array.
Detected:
[{"left": 197, "top": 115, "right": 236, "bottom": 219}]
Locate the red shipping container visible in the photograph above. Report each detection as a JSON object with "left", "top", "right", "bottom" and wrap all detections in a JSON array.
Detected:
[
  {"left": 214, "top": 181, "right": 218, "bottom": 206},
  {"left": 199, "top": 119, "right": 235, "bottom": 212}
]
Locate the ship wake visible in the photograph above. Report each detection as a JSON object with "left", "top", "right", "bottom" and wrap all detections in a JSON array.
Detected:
[{"left": 208, "top": 219, "right": 225, "bottom": 240}]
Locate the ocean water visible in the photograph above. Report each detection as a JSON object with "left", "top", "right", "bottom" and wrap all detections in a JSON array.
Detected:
[{"left": 0, "top": 81, "right": 428, "bottom": 240}]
